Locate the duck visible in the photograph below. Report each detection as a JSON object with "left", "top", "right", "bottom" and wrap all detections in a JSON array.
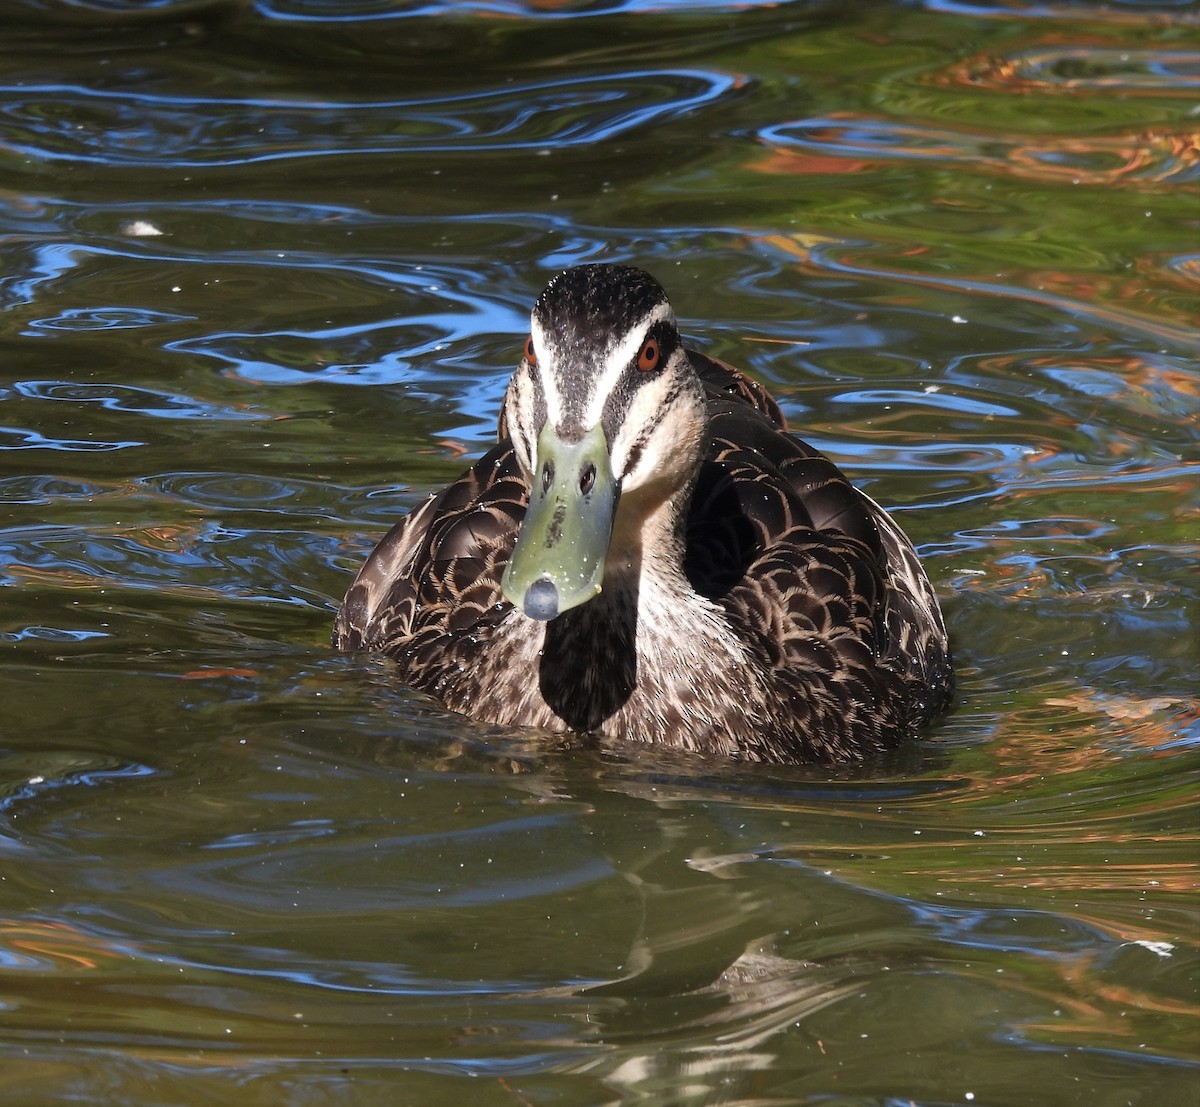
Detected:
[{"left": 333, "top": 264, "right": 952, "bottom": 763}]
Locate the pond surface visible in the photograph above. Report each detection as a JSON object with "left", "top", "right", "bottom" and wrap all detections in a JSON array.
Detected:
[{"left": 0, "top": 1, "right": 1197, "bottom": 1104}]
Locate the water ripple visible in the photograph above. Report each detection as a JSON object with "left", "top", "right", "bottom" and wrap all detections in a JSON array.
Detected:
[
  {"left": 0, "top": 756, "right": 155, "bottom": 817},
  {"left": 255, "top": 0, "right": 785, "bottom": 17},
  {"left": 0, "top": 70, "right": 736, "bottom": 168},
  {"left": 23, "top": 306, "right": 194, "bottom": 332},
  {"left": 923, "top": 0, "right": 1199, "bottom": 20},
  {"left": 759, "top": 115, "right": 1200, "bottom": 187},
  {"left": 755, "top": 231, "right": 1200, "bottom": 356},
  {"left": 12, "top": 380, "right": 258, "bottom": 421},
  {"left": 942, "top": 46, "right": 1200, "bottom": 95},
  {"left": 165, "top": 259, "right": 527, "bottom": 388},
  {"left": 0, "top": 522, "right": 338, "bottom": 612},
  {"left": 0, "top": 475, "right": 107, "bottom": 505},
  {"left": 0, "top": 425, "right": 141, "bottom": 452}
]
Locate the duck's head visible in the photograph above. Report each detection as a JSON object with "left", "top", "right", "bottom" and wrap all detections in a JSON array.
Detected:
[{"left": 500, "top": 264, "right": 707, "bottom": 622}]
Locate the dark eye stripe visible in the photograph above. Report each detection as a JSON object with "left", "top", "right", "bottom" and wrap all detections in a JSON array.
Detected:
[{"left": 643, "top": 322, "right": 677, "bottom": 366}]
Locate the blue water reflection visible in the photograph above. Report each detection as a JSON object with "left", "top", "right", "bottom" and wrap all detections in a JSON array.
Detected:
[
  {"left": 0, "top": 426, "right": 141, "bottom": 451},
  {"left": 255, "top": 0, "right": 784, "bottom": 19},
  {"left": 168, "top": 260, "right": 527, "bottom": 388},
  {"left": 24, "top": 307, "right": 194, "bottom": 332},
  {"left": 13, "top": 380, "right": 254, "bottom": 420},
  {"left": 0, "top": 71, "right": 736, "bottom": 166}
]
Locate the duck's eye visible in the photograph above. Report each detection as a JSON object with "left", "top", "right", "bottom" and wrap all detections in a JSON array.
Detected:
[
  {"left": 524, "top": 335, "right": 538, "bottom": 366},
  {"left": 637, "top": 338, "right": 660, "bottom": 372}
]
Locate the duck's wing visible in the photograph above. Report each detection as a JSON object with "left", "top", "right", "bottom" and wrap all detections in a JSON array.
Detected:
[
  {"left": 684, "top": 354, "right": 952, "bottom": 757},
  {"left": 685, "top": 349, "right": 884, "bottom": 596},
  {"left": 332, "top": 445, "right": 526, "bottom": 654}
]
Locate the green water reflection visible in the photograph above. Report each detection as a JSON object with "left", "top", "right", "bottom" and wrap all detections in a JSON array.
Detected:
[{"left": 0, "top": 1, "right": 1196, "bottom": 1104}]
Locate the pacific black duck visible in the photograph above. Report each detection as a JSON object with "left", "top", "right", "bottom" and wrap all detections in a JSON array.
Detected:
[{"left": 334, "top": 264, "right": 952, "bottom": 762}]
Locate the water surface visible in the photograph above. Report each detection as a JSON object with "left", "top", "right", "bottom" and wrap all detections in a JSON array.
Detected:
[{"left": 0, "top": 1, "right": 1197, "bottom": 1104}]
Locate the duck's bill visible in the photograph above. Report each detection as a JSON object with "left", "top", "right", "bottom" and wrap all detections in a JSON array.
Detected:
[{"left": 501, "top": 421, "right": 619, "bottom": 622}]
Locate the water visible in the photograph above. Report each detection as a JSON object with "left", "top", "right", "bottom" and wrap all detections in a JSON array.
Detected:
[{"left": 1, "top": 1, "right": 1197, "bottom": 1104}]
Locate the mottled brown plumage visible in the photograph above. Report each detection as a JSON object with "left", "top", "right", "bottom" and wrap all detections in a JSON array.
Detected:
[{"left": 334, "top": 265, "right": 952, "bottom": 762}]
